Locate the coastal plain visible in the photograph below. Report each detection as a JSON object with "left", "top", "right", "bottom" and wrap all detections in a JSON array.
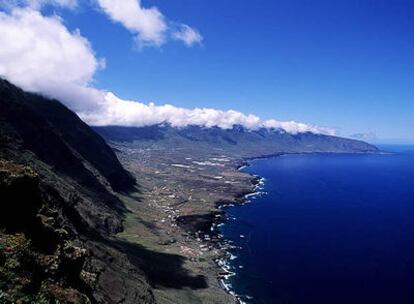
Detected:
[
  {"left": 112, "top": 141, "right": 255, "bottom": 304},
  {"left": 94, "top": 125, "right": 378, "bottom": 304}
]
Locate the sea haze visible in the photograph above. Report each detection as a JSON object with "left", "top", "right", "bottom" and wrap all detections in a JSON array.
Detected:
[{"left": 222, "top": 146, "right": 414, "bottom": 304}]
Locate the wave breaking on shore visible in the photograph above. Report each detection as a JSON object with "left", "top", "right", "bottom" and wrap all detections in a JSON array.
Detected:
[{"left": 214, "top": 164, "right": 267, "bottom": 304}]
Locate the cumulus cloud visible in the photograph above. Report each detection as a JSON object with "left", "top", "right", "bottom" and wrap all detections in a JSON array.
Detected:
[
  {"left": 0, "top": 8, "right": 105, "bottom": 111},
  {"left": 0, "top": 7, "right": 333, "bottom": 136},
  {"left": 95, "top": 0, "right": 202, "bottom": 47},
  {"left": 96, "top": 0, "right": 167, "bottom": 47},
  {"left": 2, "top": 0, "right": 202, "bottom": 48}
]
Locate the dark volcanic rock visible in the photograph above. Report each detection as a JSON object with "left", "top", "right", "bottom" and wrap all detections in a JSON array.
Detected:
[
  {"left": 0, "top": 79, "right": 154, "bottom": 304},
  {"left": 0, "top": 79, "right": 135, "bottom": 193}
]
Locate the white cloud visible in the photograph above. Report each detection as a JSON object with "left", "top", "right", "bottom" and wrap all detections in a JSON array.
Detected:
[
  {"left": 1, "top": 0, "right": 77, "bottom": 10},
  {"left": 0, "top": 7, "right": 334, "bottom": 136},
  {"left": 95, "top": 0, "right": 202, "bottom": 47},
  {"left": 0, "top": 8, "right": 104, "bottom": 111},
  {"left": 263, "top": 119, "right": 336, "bottom": 135},
  {"left": 96, "top": 0, "right": 167, "bottom": 47},
  {"left": 172, "top": 24, "right": 203, "bottom": 46},
  {"left": 76, "top": 93, "right": 335, "bottom": 135},
  {"left": 79, "top": 92, "right": 262, "bottom": 130},
  {"left": 2, "top": 0, "right": 203, "bottom": 47}
]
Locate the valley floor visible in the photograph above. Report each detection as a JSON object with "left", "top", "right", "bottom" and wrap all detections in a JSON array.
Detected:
[{"left": 111, "top": 142, "right": 257, "bottom": 304}]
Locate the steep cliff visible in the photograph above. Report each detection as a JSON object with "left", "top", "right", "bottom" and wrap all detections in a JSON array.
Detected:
[{"left": 0, "top": 79, "right": 154, "bottom": 303}]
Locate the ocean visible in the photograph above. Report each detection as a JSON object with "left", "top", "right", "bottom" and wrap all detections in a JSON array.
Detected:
[{"left": 221, "top": 145, "right": 414, "bottom": 304}]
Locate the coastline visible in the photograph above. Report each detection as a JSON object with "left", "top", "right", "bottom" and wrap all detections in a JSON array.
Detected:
[
  {"left": 112, "top": 144, "right": 380, "bottom": 304},
  {"left": 209, "top": 151, "right": 382, "bottom": 303},
  {"left": 113, "top": 145, "right": 263, "bottom": 303},
  {"left": 208, "top": 157, "right": 271, "bottom": 304},
  {"left": 204, "top": 150, "right": 411, "bottom": 304},
  {"left": 214, "top": 175, "right": 266, "bottom": 304}
]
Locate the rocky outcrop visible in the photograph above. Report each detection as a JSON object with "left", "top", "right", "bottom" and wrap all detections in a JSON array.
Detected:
[
  {"left": 0, "top": 161, "right": 92, "bottom": 303},
  {"left": 0, "top": 79, "right": 155, "bottom": 303},
  {"left": 0, "top": 79, "right": 135, "bottom": 193}
]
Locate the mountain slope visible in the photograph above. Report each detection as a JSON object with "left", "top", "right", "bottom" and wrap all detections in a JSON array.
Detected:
[
  {"left": 0, "top": 80, "right": 135, "bottom": 193},
  {"left": 0, "top": 79, "right": 154, "bottom": 303},
  {"left": 93, "top": 124, "right": 378, "bottom": 157}
]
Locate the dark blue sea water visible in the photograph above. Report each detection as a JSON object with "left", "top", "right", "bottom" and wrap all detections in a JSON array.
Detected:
[{"left": 222, "top": 145, "right": 414, "bottom": 304}]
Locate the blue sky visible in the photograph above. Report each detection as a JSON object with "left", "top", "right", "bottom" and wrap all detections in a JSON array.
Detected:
[{"left": 2, "top": 0, "right": 414, "bottom": 142}]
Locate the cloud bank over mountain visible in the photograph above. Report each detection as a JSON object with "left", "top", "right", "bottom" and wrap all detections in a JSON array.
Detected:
[
  {"left": 0, "top": 5, "right": 335, "bottom": 135},
  {"left": 81, "top": 92, "right": 263, "bottom": 130}
]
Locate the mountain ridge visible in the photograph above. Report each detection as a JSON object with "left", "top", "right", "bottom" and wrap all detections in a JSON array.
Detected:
[{"left": 93, "top": 124, "right": 378, "bottom": 157}]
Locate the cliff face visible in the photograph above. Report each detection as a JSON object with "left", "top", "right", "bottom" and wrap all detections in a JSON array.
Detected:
[
  {"left": 0, "top": 79, "right": 154, "bottom": 303},
  {"left": 0, "top": 80, "right": 135, "bottom": 193}
]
